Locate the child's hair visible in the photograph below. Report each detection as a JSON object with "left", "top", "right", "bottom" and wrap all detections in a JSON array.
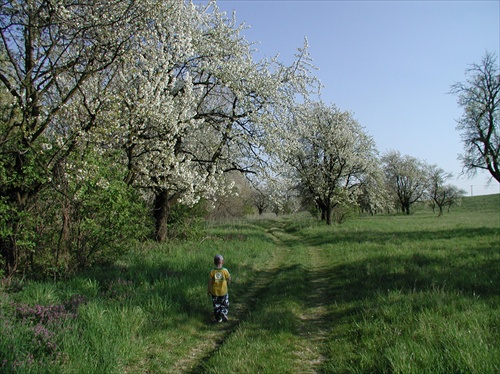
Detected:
[{"left": 214, "top": 254, "right": 224, "bottom": 264}]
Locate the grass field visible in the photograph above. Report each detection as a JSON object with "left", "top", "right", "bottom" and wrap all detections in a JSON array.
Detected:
[{"left": 1, "top": 194, "right": 499, "bottom": 373}]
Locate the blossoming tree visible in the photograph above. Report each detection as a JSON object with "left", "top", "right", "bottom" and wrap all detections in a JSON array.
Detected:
[
  {"left": 276, "top": 101, "right": 379, "bottom": 224},
  {"left": 110, "top": 2, "right": 317, "bottom": 241}
]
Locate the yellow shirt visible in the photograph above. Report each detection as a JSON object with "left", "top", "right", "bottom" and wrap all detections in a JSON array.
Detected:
[{"left": 209, "top": 267, "right": 230, "bottom": 296}]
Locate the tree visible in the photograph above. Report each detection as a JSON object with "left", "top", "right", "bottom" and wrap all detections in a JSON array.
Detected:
[
  {"left": 382, "top": 151, "right": 429, "bottom": 215},
  {"left": 112, "top": 2, "right": 317, "bottom": 241},
  {"left": 0, "top": 0, "right": 320, "bottom": 275},
  {"left": 210, "top": 172, "right": 255, "bottom": 220},
  {"left": 0, "top": 0, "right": 141, "bottom": 274},
  {"left": 356, "top": 166, "right": 393, "bottom": 215},
  {"left": 251, "top": 188, "right": 270, "bottom": 215},
  {"left": 426, "top": 165, "right": 465, "bottom": 216},
  {"left": 429, "top": 184, "right": 465, "bottom": 216},
  {"left": 451, "top": 52, "right": 500, "bottom": 183},
  {"left": 281, "top": 102, "right": 378, "bottom": 225}
]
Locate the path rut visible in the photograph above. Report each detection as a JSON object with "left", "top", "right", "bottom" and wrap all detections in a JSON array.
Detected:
[
  {"left": 172, "top": 221, "right": 334, "bottom": 373},
  {"left": 172, "top": 223, "right": 290, "bottom": 373},
  {"left": 268, "top": 224, "right": 335, "bottom": 373}
]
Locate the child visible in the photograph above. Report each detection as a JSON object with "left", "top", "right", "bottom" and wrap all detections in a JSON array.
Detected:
[{"left": 207, "top": 254, "right": 231, "bottom": 323}]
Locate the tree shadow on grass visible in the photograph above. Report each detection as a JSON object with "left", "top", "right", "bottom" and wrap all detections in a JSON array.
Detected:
[
  {"left": 266, "top": 223, "right": 499, "bottom": 301},
  {"left": 72, "top": 220, "right": 498, "bottom": 372},
  {"left": 327, "top": 251, "right": 499, "bottom": 302},
  {"left": 78, "top": 255, "right": 212, "bottom": 324},
  {"left": 300, "top": 227, "right": 499, "bottom": 248},
  {"left": 245, "top": 248, "right": 499, "bottom": 371}
]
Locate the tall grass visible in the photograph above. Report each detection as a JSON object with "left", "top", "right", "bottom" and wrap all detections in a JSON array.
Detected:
[
  {"left": 294, "top": 197, "right": 499, "bottom": 373},
  {"left": 1, "top": 195, "right": 498, "bottom": 373}
]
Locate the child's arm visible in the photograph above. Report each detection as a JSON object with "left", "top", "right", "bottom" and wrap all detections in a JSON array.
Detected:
[{"left": 207, "top": 277, "right": 213, "bottom": 294}]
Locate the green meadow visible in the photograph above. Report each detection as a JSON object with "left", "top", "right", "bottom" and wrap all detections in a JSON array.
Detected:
[{"left": 1, "top": 194, "right": 499, "bottom": 373}]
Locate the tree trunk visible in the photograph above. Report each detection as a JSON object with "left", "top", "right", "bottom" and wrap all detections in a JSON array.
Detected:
[
  {"left": 1, "top": 148, "right": 44, "bottom": 275},
  {"left": 325, "top": 205, "right": 332, "bottom": 225},
  {"left": 0, "top": 236, "right": 17, "bottom": 276},
  {"left": 55, "top": 197, "right": 71, "bottom": 273},
  {"left": 153, "top": 189, "right": 178, "bottom": 242},
  {"left": 1, "top": 189, "right": 30, "bottom": 276},
  {"left": 401, "top": 201, "right": 411, "bottom": 215},
  {"left": 318, "top": 201, "right": 332, "bottom": 225},
  {"left": 316, "top": 197, "right": 333, "bottom": 225}
]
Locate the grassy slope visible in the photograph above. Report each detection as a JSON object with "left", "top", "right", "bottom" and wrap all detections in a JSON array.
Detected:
[{"left": 1, "top": 194, "right": 498, "bottom": 373}]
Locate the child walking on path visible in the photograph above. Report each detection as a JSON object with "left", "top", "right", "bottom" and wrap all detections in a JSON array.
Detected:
[{"left": 208, "top": 254, "right": 232, "bottom": 323}]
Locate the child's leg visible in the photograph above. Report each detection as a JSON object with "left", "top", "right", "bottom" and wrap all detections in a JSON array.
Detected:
[
  {"left": 219, "top": 294, "right": 229, "bottom": 320},
  {"left": 212, "top": 295, "right": 229, "bottom": 322},
  {"left": 211, "top": 295, "right": 220, "bottom": 320}
]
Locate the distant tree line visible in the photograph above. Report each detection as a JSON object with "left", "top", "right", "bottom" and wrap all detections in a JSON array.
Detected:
[{"left": 251, "top": 147, "right": 466, "bottom": 221}]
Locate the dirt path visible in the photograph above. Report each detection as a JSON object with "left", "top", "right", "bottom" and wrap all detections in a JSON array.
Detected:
[
  {"left": 171, "top": 223, "right": 291, "bottom": 373},
  {"left": 267, "top": 225, "right": 334, "bottom": 373},
  {"left": 171, "top": 221, "right": 333, "bottom": 373},
  {"left": 296, "top": 244, "right": 336, "bottom": 371}
]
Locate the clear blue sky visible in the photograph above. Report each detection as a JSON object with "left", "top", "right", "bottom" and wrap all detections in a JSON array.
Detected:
[{"left": 201, "top": 0, "right": 500, "bottom": 196}]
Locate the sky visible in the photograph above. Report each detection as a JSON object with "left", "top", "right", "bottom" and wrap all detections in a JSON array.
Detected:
[{"left": 199, "top": 0, "right": 500, "bottom": 196}]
